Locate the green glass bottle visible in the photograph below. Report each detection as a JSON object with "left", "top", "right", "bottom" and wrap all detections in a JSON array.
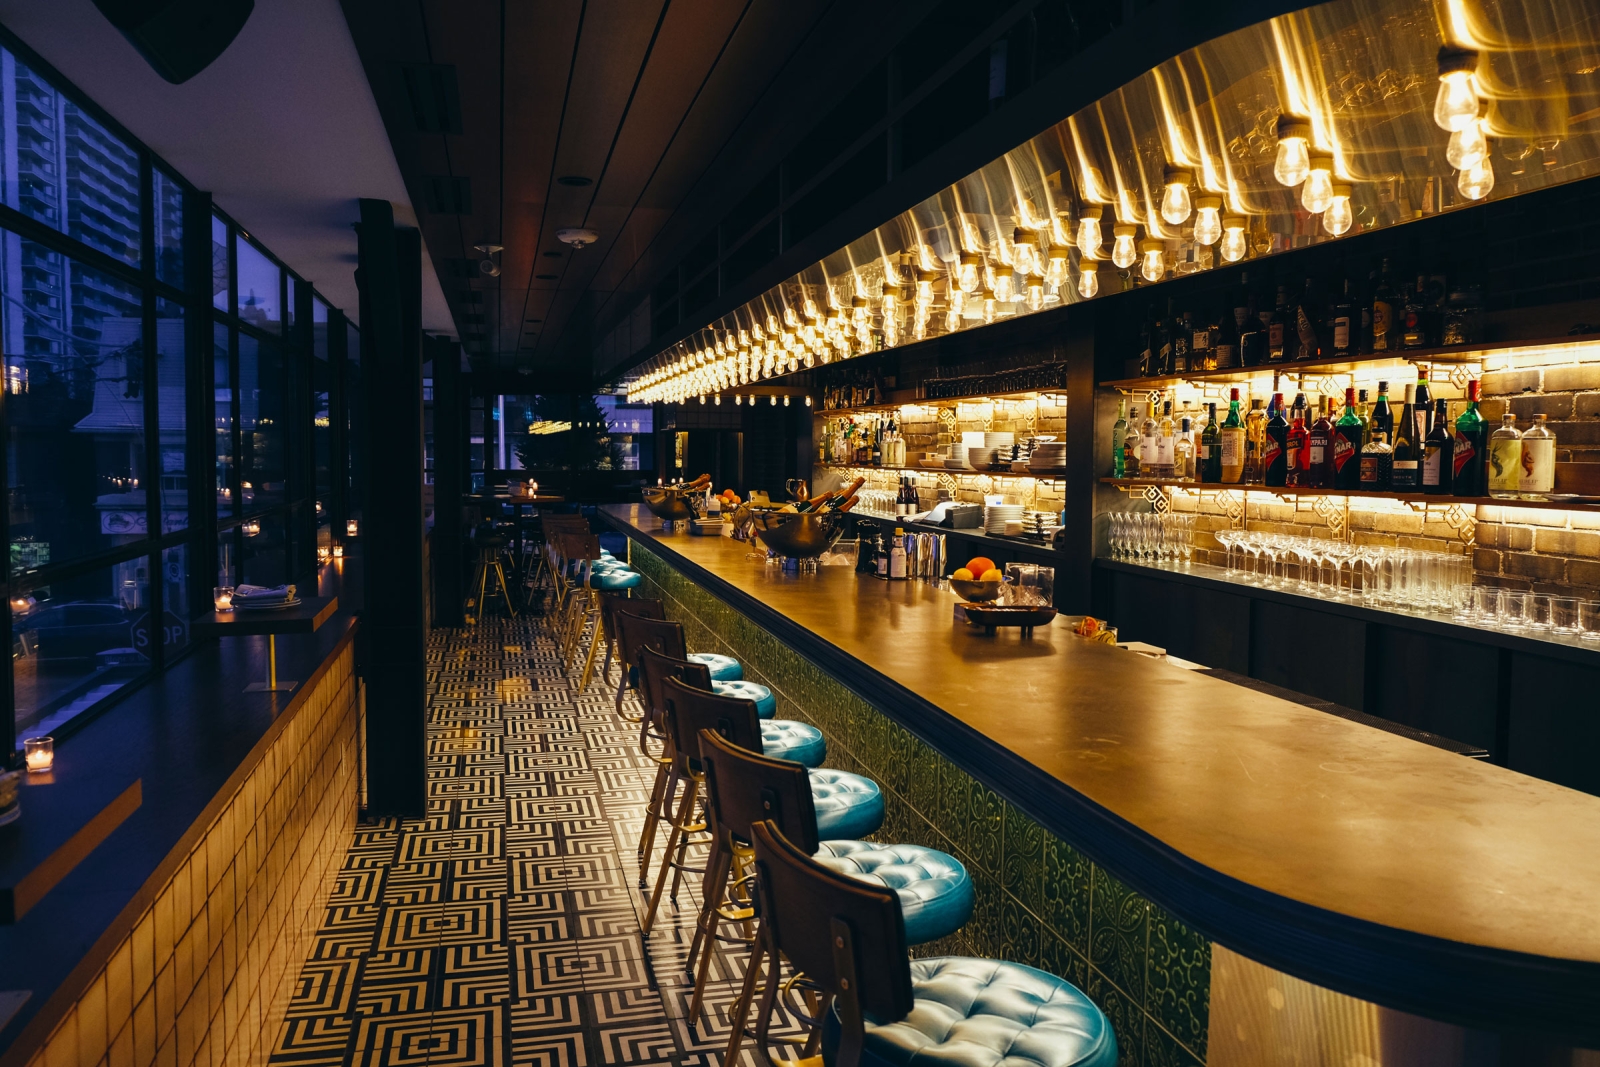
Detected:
[
  {"left": 1200, "top": 402, "right": 1222, "bottom": 482},
  {"left": 1332, "top": 386, "right": 1365, "bottom": 489},
  {"left": 1453, "top": 379, "right": 1489, "bottom": 495},
  {"left": 1112, "top": 399, "right": 1127, "bottom": 478}
]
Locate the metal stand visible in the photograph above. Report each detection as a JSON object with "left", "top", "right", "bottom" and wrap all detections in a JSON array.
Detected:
[{"left": 244, "top": 634, "right": 296, "bottom": 693}]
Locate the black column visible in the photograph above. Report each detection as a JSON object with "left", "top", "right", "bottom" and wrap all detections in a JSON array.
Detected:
[
  {"left": 356, "top": 199, "right": 426, "bottom": 817},
  {"left": 184, "top": 190, "right": 217, "bottom": 621},
  {"left": 430, "top": 335, "right": 465, "bottom": 627}
]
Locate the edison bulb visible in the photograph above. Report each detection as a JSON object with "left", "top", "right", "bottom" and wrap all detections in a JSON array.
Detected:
[
  {"left": 915, "top": 270, "right": 936, "bottom": 307},
  {"left": 1026, "top": 281, "right": 1044, "bottom": 311},
  {"left": 1434, "top": 69, "right": 1478, "bottom": 132},
  {"left": 981, "top": 290, "right": 997, "bottom": 324},
  {"left": 1447, "top": 121, "right": 1488, "bottom": 170},
  {"left": 1140, "top": 239, "right": 1165, "bottom": 283},
  {"left": 1301, "top": 157, "right": 1335, "bottom": 214},
  {"left": 946, "top": 308, "right": 962, "bottom": 332},
  {"left": 1458, "top": 156, "right": 1495, "bottom": 200},
  {"left": 1012, "top": 231, "right": 1039, "bottom": 276},
  {"left": 1160, "top": 169, "right": 1193, "bottom": 226},
  {"left": 1274, "top": 116, "right": 1311, "bottom": 187},
  {"left": 1111, "top": 225, "right": 1137, "bottom": 269},
  {"left": 881, "top": 283, "right": 899, "bottom": 319},
  {"left": 1193, "top": 197, "right": 1223, "bottom": 245},
  {"left": 957, "top": 254, "right": 980, "bottom": 293},
  {"left": 1076, "top": 216, "right": 1102, "bottom": 258},
  {"left": 949, "top": 288, "right": 965, "bottom": 317},
  {"left": 852, "top": 297, "right": 870, "bottom": 326},
  {"left": 883, "top": 316, "right": 899, "bottom": 348},
  {"left": 993, "top": 267, "right": 1014, "bottom": 303},
  {"left": 1077, "top": 263, "right": 1099, "bottom": 298},
  {"left": 1323, "top": 185, "right": 1353, "bottom": 236},
  {"left": 1044, "top": 249, "right": 1068, "bottom": 289}
]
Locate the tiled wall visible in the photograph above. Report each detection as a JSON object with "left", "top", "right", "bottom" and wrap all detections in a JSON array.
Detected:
[
  {"left": 629, "top": 541, "right": 1210, "bottom": 1067},
  {"left": 18, "top": 641, "right": 359, "bottom": 1067}
]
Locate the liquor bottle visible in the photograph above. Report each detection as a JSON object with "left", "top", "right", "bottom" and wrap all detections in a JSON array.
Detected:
[
  {"left": 1156, "top": 308, "right": 1174, "bottom": 376},
  {"left": 1359, "top": 265, "right": 1376, "bottom": 353},
  {"left": 1267, "top": 285, "right": 1289, "bottom": 363},
  {"left": 1171, "top": 305, "right": 1190, "bottom": 374},
  {"left": 1138, "top": 310, "right": 1156, "bottom": 378},
  {"left": 1371, "top": 381, "right": 1393, "bottom": 441},
  {"left": 1413, "top": 373, "right": 1433, "bottom": 442},
  {"left": 1403, "top": 275, "right": 1433, "bottom": 349},
  {"left": 1360, "top": 432, "right": 1393, "bottom": 490},
  {"left": 1123, "top": 408, "right": 1142, "bottom": 477},
  {"left": 1139, "top": 400, "right": 1159, "bottom": 473},
  {"left": 1306, "top": 397, "right": 1333, "bottom": 488},
  {"left": 889, "top": 528, "right": 907, "bottom": 579},
  {"left": 1390, "top": 384, "right": 1420, "bottom": 490},
  {"left": 1155, "top": 401, "right": 1177, "bottom": 477},
  {"left": 1264, "top": 394, "right": 1289, "bottom": 487},
  {"left": 1519, "top": 413, "right": 1555, "bottom": 499},
  {"left": 870, "top": 419, "right": 882, "bottom": 465},
  {"left": 1453, "top": 380, "right": 1488, "bottom": 496},
  {"left": 1200, "top": 402, "right": 1222, "bottom": 482},
  {"left": 1220, "top": 388, "right": 1246, "bottom": 484},
  {"left": 1176, "top": 417, "right": 1195, "bottom": 481},
  {"left": 1286, "top": 392, "right": 1309, "bottom": 486},
  {"left": 1356, "top": 389, "right": 1371, "bottom": 439},
  {"left": 1330, "top": 278, "right": 1355, "bottom": 358},
  {"left": 1332, "top": 387, "right": 1365, "bottom": 489},
  {"left": 1217, "top": 291, "right": 1241, "bottom": 369},
  {"left": 1423, "top": 398, "right": 1453, "bottom": 495},
  {"left": 1371, "top": 258, "right": 1400, "bottom": 352},
  {"left": 1239, "top": 277, "right": 1268, "bottom": 367},
  {"left": 1244, "top": 398, "right": 1267, "bottom": 484},
  {"left": 1487, "top": 413, "right": 1522, "bottom": 499},
  {"left": 1292, "top": 278, "right": 1322, "bottom": 361},
  {"left": 1112, "top": 399, "right": 1127, "bottom": 478}
]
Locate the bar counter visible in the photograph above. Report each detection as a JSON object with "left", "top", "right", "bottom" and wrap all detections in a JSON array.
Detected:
[{"left": 600, "top": 503, "right": 1600, "bottom": 1048}]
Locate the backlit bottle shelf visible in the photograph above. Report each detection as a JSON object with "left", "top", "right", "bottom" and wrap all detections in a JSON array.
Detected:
[
  {"left": 1101, "top": 477, "right": 1600, "bottom": 512},
  {"left": 819, "top": 461, "right": 1068, "bottom": 479}
]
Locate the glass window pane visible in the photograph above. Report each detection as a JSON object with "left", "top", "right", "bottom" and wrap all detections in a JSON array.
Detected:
[
  {"left": 2, "top": 233, "right": 147, "bottom": 575},
  {"left": 346, "top": 324, "right": 363, "bottom": 524},
  {"left": 13, "top": 555, "right": 150, "bottom": 744},
  {"left": 211, "top": 216, "right": 228, "bottom": 312},
  {"left": 160, "top": 544, "right": 193, "bottom": 658},
  {"left": 240, "top": 512, "right": 285, "bottom": 586},
  {"left": 0, "top": 48, "right": 141, "bottom": 266},
  {"left": 239, "top": 333, "right": 285, "bottom": 509},
  {"left": 313, "top": 357, "right": 331, "bottom": 521},
  {"left": 286, "top": 275, "right": 297, "bottom": 331},
  {"left": 157, "top": 299, "right": 186, "bottom": 532},
  {"left": 313, "top": 298, "right": 329, "bottom": 360},
  {"left": 214, "top": 322, "right": 234, "bottom": 517},
  {"left": 235, "top": 240, "right": 280, "bottom": 329},
  {"left": 217, "top": 527, "right": 236, "bottom": 587},
  {"left": 154, "top": 168, "right": 183, "bottom": 287}
]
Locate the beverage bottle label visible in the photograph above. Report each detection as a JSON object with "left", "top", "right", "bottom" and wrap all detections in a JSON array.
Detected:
[
  {"left": 1360, "top": 455, "right": 1381, "bottom": 485},
  {"left": 1309, "top": 439, "right": 1326, "bottom": 466},
  {"left": 1261, "top": 437, "right": 1282, "bottom": 469},
  {"left": 1269, "top": 323, "right": 1284, "bottom": 350},
  {"left": 1156, "top": 436, "right": 1175, "bottom": 467},
  {"left": 1139, "top": 433, "right": 1155, "bottom": 465},
  {"left": 1333, "top": 317, "right": 1351, "bottom": 350},
  {"left": 1520, "top": 438, "right": 1555, "bottom": 492},
  {"left": 1221, "top": 431, "right": 1243, "bottom": 468},
  {"left": 1488, "top": 440, "right": 1521, "bottom": 492},
  {"left": 1452, "top": 431, "right": 1476, "bottom": 478},
  {"left": 1193, "top": 331, "right": 1208, "bottom": 350},
  {"left": 1332, "top": 435, "right": 1356, "bottom": 471},
  {"left": 1422, "top": 445, "right": 1442, "bottom": 485},
  {"left": 1391, "top": 459, "right": 1419, "bottom": 488},
  {"left": 1199, "top": 444, "right": 1210, "bottom": 460},
  {"left": 1372, "top": 301, "right": 1392, "bottom": 348}
]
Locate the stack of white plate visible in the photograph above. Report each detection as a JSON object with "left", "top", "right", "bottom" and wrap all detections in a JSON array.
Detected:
[
  {"left": 984, "top": 503, "right": 1024, "bottom": 533},
  {"left": 967, "top": 447, "right": 999, "bottom": 470},
  {"left": 1028, "top": 442, "right": 1067, "bottom": 471},
  {"left": 984, "top": 431, "right": 1015, "bottom": 451},
  {"left": 945, "top": 444, "right": 968, "bottom": 470},
  {"left": 961, "top": 431, "right": 988, "bottom": 449}
]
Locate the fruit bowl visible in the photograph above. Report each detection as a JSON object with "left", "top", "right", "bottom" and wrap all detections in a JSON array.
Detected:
[{"left": 948, "top": 577, "right": 1006, "bottom": 602}]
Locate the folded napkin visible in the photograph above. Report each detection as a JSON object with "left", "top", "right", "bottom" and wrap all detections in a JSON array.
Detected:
[{"left": 233, "top": 584, "right": 296, "bottom": 604}]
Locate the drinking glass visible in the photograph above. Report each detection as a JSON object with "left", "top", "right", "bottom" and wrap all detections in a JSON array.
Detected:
[
  {"left": 1498, "top": 591, "right": 1529, "bottom": 629},
  {"left": 1581, "top": 601, "right": 1600, "bottom": 642},
  {"left": 1551, "top": 597, "right": 1582, "bottom": 634},
  {"left": 1527, "top": 594, "right": 1554, "bottom": 631},
  {"left": 1472, "top": 585, "right": 1501, "bottom": 622}
]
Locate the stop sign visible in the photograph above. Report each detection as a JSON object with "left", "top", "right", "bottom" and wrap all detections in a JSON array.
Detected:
[{"left": 132, "top": 611, "right": 189, "bottom": 658}]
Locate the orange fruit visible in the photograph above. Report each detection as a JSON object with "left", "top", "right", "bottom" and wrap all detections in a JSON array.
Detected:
[{"left": 965, "top": 556, "right": 995, "bottom": 577}]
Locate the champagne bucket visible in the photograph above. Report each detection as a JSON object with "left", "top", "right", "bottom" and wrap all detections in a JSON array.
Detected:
[
  {"left": 641, "top": 486, "right": 700, "bottom": 523},
  {"left": 754, "top": 512, "right": 844, "bottom": 559}
]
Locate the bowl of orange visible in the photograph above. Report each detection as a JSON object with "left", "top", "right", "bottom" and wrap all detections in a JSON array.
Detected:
[{"left": 948, "top": 557, "right": 1006, "bottom": 602}]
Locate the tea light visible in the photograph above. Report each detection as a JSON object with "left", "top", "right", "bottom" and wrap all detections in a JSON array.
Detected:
[
  {"left": 529, "top": 481, "right": 538, "bottom": 495},
  {"left": 214, "top": 586, "right": 234, "bottom": 612},
  {"left": 24, "top": 736, "right": 52, "bottom": 773},
  {"left": 332, "top": 544, "right": 345, "bottom": 559},
  {"left": 347, "top": 519, "right": 359, "bottom": 537}
]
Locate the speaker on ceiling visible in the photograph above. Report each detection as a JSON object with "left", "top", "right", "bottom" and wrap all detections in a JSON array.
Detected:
[{"left": 91, "top": 0, "right": 255, "bottom": 85}]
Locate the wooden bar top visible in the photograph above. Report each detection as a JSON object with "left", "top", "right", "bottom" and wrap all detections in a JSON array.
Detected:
[{"left": 601, "top": 503, "right": 1600, "bottom": 1039}]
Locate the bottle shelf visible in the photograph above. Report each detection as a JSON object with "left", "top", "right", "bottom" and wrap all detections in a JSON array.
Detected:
[
  {"left": 1097, "top": 333, "right": 1599, "bottom": 391},
  {"left": 1101, "top": 477, "right": 1600, "bottom": 512},
  {"left": 818, "top": 461, "right": 1068, "bottom": 480},
  {"left": 815, "top": 388, "right": 1068, "bottom": 418}
]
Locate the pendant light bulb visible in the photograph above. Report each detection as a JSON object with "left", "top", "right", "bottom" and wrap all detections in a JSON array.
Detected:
[
  {"left": 1458, "top": 156, "right": 1495, "bottom": 200},
  {"left": 881, "top": 282, "right": 899, "bottom": 319},
  {"left": 1160, "top": 167, "right": 1194, "bottom": 226},
  {"left": 1076, "top": 216, "right": 1103, "bottom": 258},
  {"left": 1434, "top": 47, "right": 1480, "bottom": 132},
  {"left": 1026, "top": 281, "right": 1044, "bottom": 311},
  {"left": 1077, "top": 261, "right": 1099, "bottom": 299},
  {"left": 883, "top": 315, "right": 899, "bottom": 348},
  {"left": 1044, "top": 248, "right": 1068, "bottom": 289},
  {"left": 915, "top": 269, "right": 936, "bottom": 307},
  {"left": 981, "top": 289, "right": 997, "bottom": 325},
  {"left": 1012, "top": 230, "right": 1039, "bottom": 276},
  {"left": 1323, "top": 184, "right": 1354, "bottom": 236},
  {"left": 1447, "top": 120, "right": 1488, "bottom": 170},
  {"left": 1192, "top": 196, "right": 1223, "bottom": 245},
  {"left": 1111, "top": 224, "right": 1138, "bottom": 269},
  {"left": 851, "top": 296, "right": 870, "bottom": 327},
  {"left": 1139, "top": 238, "right": 1165, "bottom": 283},
  {"left": 1300, "top": 156, "right": 1335, "bottom": 214},
  {"left": 946, "top": 308, "right": 962, "bottom": 333},
  {"left": 1273, "top": 116, "right": 1312, "bottom": 187},
  {"left": 993, "top": 267, "right": 1014, "bottom": 303},
  {"left": 957, "top": 253, "right": 980, "bottom": 293}
]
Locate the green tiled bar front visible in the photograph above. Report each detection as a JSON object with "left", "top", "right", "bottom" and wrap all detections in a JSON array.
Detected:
[{"left": 627, "top": 540, "right": 1210, "bottom": 1067}]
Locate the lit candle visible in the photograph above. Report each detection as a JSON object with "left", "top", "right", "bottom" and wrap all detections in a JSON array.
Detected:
[
  {"left": 24, "top": 736, "right": 52, "bottom": 774},
  {"left": 347, "top": 519, "right": 359, "bottom": 537},
  {"left": 214, "top": 586, "right": 234, "bottom": 612},
  {"left": 332, "top": 544, "right": 345, "bottom": 558}
]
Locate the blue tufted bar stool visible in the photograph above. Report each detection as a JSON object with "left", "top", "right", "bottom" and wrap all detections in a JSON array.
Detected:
[
  {"left": 641, "top": 674, "right": 833, "bottom": 934},
  {"left": 695, "top": 728, "right": 974, "bottom": 1041},
  {"left": 711, "top": 679, "right": 776, "bottom": 718},
  {"left": 742, "top": 819, "right": 1116, "bottom": 1067},
  {"left": 611, "top": 607, "right": 676, "bottom": 724},
  {"left": 586, "top": 591, "right": 661, "bottom": 692}
]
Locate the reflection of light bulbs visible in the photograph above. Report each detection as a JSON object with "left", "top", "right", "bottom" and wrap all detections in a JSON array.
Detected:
[
  {"left": 946, "top": 308, "right": 962, "bottom": 332},
  {"left": 1160, "top": 168, "right": 1193, "bottom": 226},
  {"left": 1026, "top": 281, "right": 1044, "bottom": 311},
  {"left": 1458, "top": 156, "right": 1494, "bottom": 200},
  {"left": 1193, "top": 196, "right": 1222, "bottom": 245},
  {"left": 915, "top": 270, "right": 936, "bottom": 307},
  {"left": 1434, "top": 49, "right": 1479, "bottom": 132},
  {"left": 883, "top": 316, "right": 898, "bottom": 347},
  {"left": 881, "top": 282, "right": 899, "bottom": 319},
  {"left": 1078, "top": 261, "right": 1099, "bottom": 298},
  {"left": 957, "top": 253, "right": 980, "bottom": 293},
  {"left": 1447, "top": 121, "right": 1488, "bottom": 169},
  {"left": 1044, "top": 248, "right": 1068, "bottom": 289},
  {"left": 851, "top": 296, "right": 870, "bottom": 326},
  {"left": 1012, "top": 230, "right": 1039, "bottom": 276},
  {"left": 1140, "top": 239, "right": 1165, "bottom": 282},
  {"left": 981, "top": 290, "right": 997, "bottom": 324},
  {"left": 1323, "top": 184, "right": 1353, "bottom": 235},
  {"left": 1274, "top": 116, "right": 1311, "bottom": 187},
  {"left": 1111, "top": 224, "right": 1137, "bottom": 269},
  {"left": 1077, "top": 216, "right": 1102, "bottom": 257},
  {"left": 1301, "top": 156, "right": 1334, "bottom": 213},
  {"left": 993, "top": 267, "right": 1014, "bottom": 303},
  {"left": 949, "top": 289, "right": 965, "bottom": 317}
]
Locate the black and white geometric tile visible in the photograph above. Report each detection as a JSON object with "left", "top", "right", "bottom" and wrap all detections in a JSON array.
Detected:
[{"left": 269, "top": 616, "right": 801, "bottom": 1067}]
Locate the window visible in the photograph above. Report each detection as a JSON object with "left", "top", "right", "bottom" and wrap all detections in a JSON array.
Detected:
[
  {"left": 212, "top": 216, "right": 229, "bottom": 311},
  {"left": 238, "top": 333, "right": 285, "bottom": 510},
  {"left": 157, "top": 298, "right": 185, "bottom": 532},
  {"left": 153, "top": 168, "right": 184, "bottom": 287},
  {"left": 236, "top": 240, "right": 280, "bottom": 330},
  {"left": 214, "top": 322, "right": 234, "bottom": 517}
]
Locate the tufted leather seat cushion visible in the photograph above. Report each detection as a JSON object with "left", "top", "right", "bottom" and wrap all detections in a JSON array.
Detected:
[
  {"left": 823, "top": 957, "right": 1116, "bottom": 1067},
  {"left": 712, "top": 679, "right": 776, "bottom": 719},
  {"left": 589, "top": 569, "right": 641, "bottom": 591},
  {"left": 809, "top": 769, "right": 884, "bottom": 840},
  {"left": 761, "top": 720, "right": 826, "bottom": 767},
  {"left": 813, "top": 843, "right": 973, "bottom": 947},
  {"left": 687, "top": 652, "right": 742, "bottom": 681}
]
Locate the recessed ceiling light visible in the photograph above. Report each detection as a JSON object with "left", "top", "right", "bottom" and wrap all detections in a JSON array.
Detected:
[
  {"left": 536, "top": 273, "right": 558, "bottom": 280},
  {"left": 557, "top": 175, "right": 592, "bottom": 187},
  {"left": 542, "top": 251, "right": 562, "bottom": 258}
]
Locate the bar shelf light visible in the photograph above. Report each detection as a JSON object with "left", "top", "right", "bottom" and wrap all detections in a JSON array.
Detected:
[{"left": 623, "top": 0, "right": 1600, "bottom": 408}]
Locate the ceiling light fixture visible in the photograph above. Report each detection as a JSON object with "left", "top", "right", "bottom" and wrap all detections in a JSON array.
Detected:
[
  {"left": 557, "top": 175, "right": 593, "bottom": 187},
  {"left": 556, "top": 228, "right": 599, "bottom": 249}
]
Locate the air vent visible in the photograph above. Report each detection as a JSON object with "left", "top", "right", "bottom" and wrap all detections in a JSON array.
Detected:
[
  {"left": 399, "top": 63, "right": 463, "bottom": 134},
  {"left": 426, "top": 176, "right": 471, "bottom": 215}
]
